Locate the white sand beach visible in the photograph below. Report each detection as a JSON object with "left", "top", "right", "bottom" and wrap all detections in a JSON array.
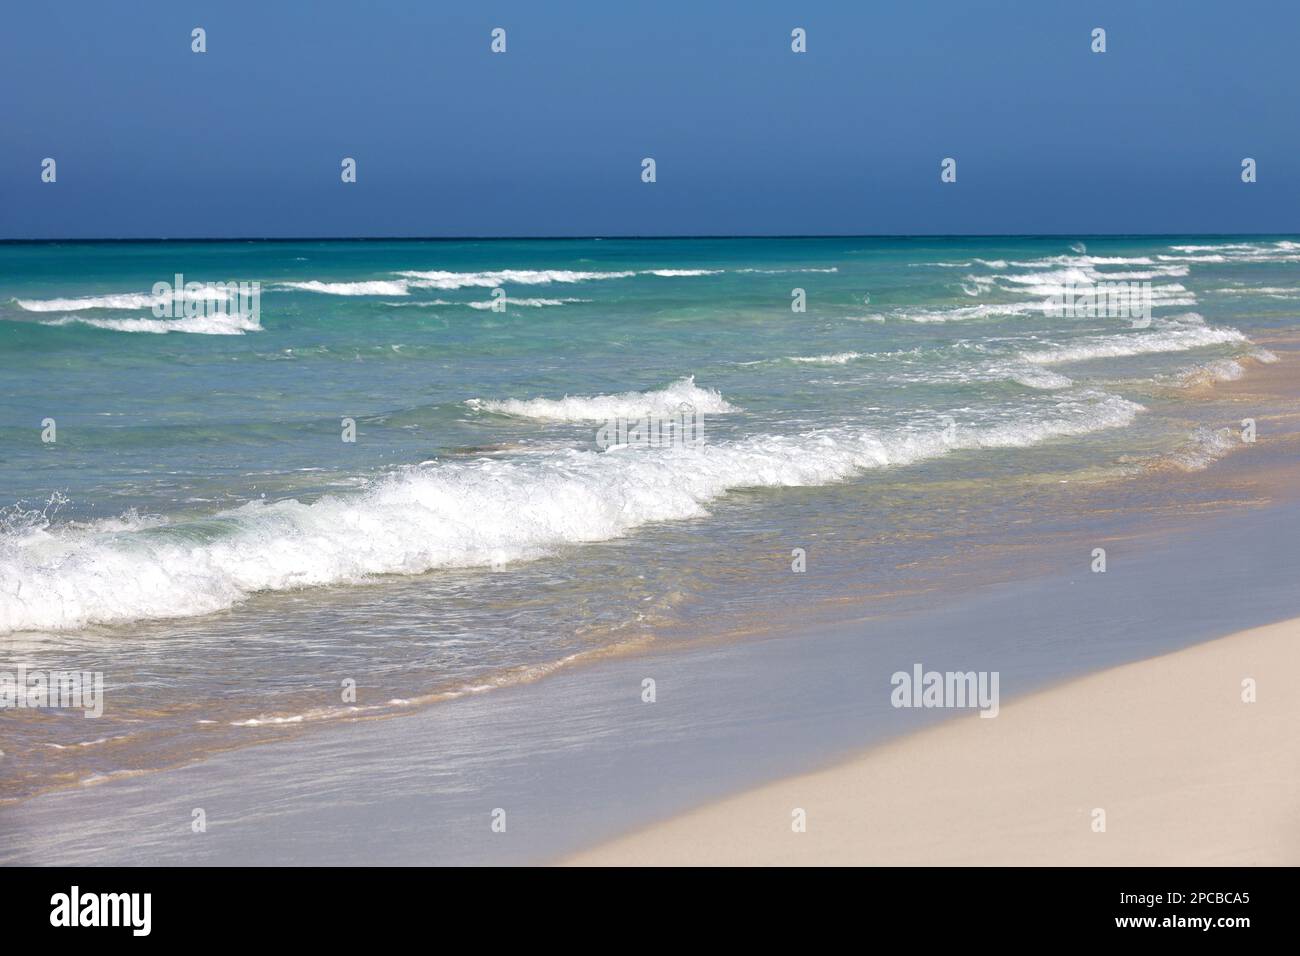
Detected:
[{"left": 565, "top": 618, "right": 1300, "bottom": 865}]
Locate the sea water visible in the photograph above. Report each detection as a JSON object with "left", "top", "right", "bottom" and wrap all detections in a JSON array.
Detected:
[{"left": 1, "top": 235, "right": 1296, "bottom": 799}]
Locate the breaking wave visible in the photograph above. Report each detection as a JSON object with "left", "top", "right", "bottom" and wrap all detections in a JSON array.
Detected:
[
  {"left": 466, "top": 376, "right": 738, "bottom": 421},
  {"left": 0, "top": 389, "right": 1143, "bottom": 633}
]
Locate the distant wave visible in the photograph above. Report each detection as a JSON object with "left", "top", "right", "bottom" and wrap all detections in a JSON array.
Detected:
[
  {"left": 380, "top": 298, "right": 591, "bottom": 309},
  {"left": 1168, "top": 243, "right": 1265, "bottom": 252},
  {"left": 17, "top": 267, "right": 757, "bottom": 310},
  {"left": 281, "top": 268, "right": 727, "bottom": 294},
  {"left": 984, "top": 267, "right": 1193, "bottom": 301},
  {"left": 879, "top": 302, "right": 1047, "bottom": 323},
  {"left": 641, "top": 269, "right": 725, "bottom": 277},
  {"left": 736, "top": 267, "right": 839, "bottom": 274},
  {"left": 1211, "top": 286, "right": 1300, "bottom": 299},
  {"left": 763, "top": 351, "right": 1073, "bottom": 389},
  {"left": 788, "top": 352, "right": 862, "bottom": 364},
  {"left": 1157, "top": 240, "right": 1300, "bottom": 264},
  {"left": 466, "top": 376, "right": 738, "bottom": 421},
  {"left": 0, "top": 389, "right": 1142, "bottom": 633},
  {"left": 279, "top": 280, "right": 410, "bottom": 296},
  {"left": 13, "top": 287, "right": 236, "bottom": 312},
  {"left": 465, "top": 297, "right": 589, "bottom": 309},
  {"left": 1090, "top": 267, "right": 1191, "bottom": 280},
  {"left": 956, "top": 254, "right": 1197, "bottom": 315},
  {"left": 910, "top": 256, "right": 1196, "bottom": 319},
  {"left": 1008, "top": 255, "right": 1163, "bottom": 267},
  {"left": 986, "top": 278, "right": 1197, "bottom": 312},
  {"left": 395, "top": 269, "right": 636, "bottom": 289},
  {"left": 40, "top": 312, "right": 261, "bottom": 335}
]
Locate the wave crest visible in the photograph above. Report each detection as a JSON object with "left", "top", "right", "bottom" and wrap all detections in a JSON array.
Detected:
[
  {"left": 0, "top": 390, "right": 1142, "bottom": 633},
  {"left": 466, "top": 376, "right": 739, "bottom": 421}
]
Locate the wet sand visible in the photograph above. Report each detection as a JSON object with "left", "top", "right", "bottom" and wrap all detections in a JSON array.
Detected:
[{"left": 565, "top": 617, "right": 1300, "bottom": 865}]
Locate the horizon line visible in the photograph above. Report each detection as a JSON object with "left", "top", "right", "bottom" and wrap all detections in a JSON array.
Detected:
[{"left": 2, "top": 231, "right": 1297, "bottom": 245}]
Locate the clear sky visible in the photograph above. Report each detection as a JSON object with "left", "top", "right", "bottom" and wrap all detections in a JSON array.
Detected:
[{"left": 1, "top": 0, "right": 1296, "bottom": 238}]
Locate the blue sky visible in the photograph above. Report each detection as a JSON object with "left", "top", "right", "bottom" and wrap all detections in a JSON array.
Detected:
[{"left": 1, "top": 0, "right": 1296, "bottom": 238}]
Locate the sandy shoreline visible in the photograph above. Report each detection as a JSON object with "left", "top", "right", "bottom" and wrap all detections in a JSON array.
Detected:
[
  {"left": 4, "top": 496, "right": 1299, "bottom": 865},
  {"left": 563, "top": 617, "right": 1300, "bottom": 866}
]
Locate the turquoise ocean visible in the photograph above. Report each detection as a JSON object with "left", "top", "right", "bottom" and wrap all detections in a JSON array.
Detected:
[{"left": 1, "top": 236, "right": 1297, "bottom": 798}]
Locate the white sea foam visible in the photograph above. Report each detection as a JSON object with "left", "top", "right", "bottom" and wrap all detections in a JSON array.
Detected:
[
  {"left": 788, "top": 352, "right": 862, "bottom": 364},
  {"left": 1171, "top": 359, "right": 1245, "bottom": 387},
  {"left": 995, "top": 267, "right": 1098, "bottom": 293},
  {"left": 983, "top": 268, "right": 1196, "bottom": 307},
  {"left": 466, "top": 376, "right": 738, "bottom": 421},
  {"left": 1020, "top": 319, "right": 1248, "bottom": 365},
  {"left": 965, "top": 256, "right": 1194, "bottom": 304},
  {"left": 1167, "top": 427, "right": 1239, "bottom": 471},
  {"left": 41, "top": 312, "right": 261, "bottom": 335},
  {"left": 280, "top": 280, "right": 411, "bottom": 296},
  {"left": 1156, "top": 241, "right": 1300, "bottom": 264},
  {"left": 1092, "top": 267, "right": 1190, "bottom": 280},
  {"left": 737, "top": 267, "right": 839, "bottom": 273},
  {"left": 641, "top": 269, "right": 725, "bottom": 277},
  {"left": 1008, "top": 255, "right": 1159, "bottom": 267},
  {"left": 288, "top": 268, "right": 724, "bottom": 294},
  {"left": 881, "top": 302, "right": 1046, "bottom": 323},
  {"left": 1211, "top": 286, "right": 1300, "bottom": 299},
  {"left": 14, "top": 287, "right": 235, "bottom": 312},
  {"left": 884, "top": 362, "right": 1074, "bottom": 390},
  {"left": 0, "top": 390, "right": 1142, "bottom": 633},
  {"left": 465, "top": 297, "right": 588, "bottom": 309},
  {"left": 1001, "top": 366, "right": 1076, "bottom": 389},
  {"left": 395, "top": 269, "right": 637, "bottom": 289},
  {"left": 1168, "top": 243, "right": 1259, "bottom": 253},
  {"left": 383, "top": 297, "right": 586, "bottom": 309}
]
